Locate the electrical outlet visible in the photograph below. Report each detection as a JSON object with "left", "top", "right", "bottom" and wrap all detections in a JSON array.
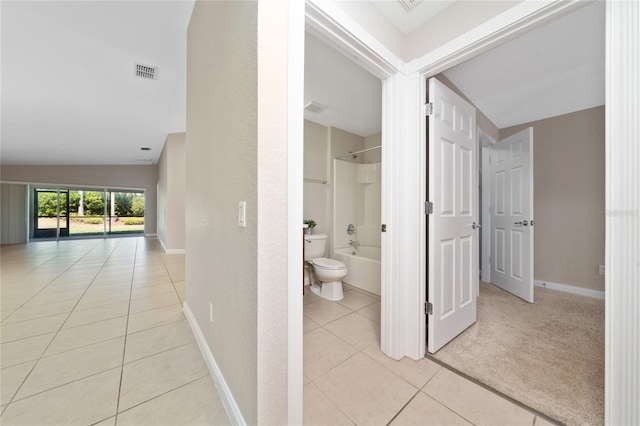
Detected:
[
  {"left": 599, "top": 265, "right": 605, "bottom": 276},
  {"left": 209, "top": 302, "right": 213, "bottom": 323},
  {"left": 238, "top": 202, "right": 246, "bottom": 227}
]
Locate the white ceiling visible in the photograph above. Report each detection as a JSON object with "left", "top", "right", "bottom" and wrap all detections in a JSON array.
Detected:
[
  {"left": 1, "top": 1, "right": 194, "bottom": 165},
  {"left": 1, "top": 1, "right": 605, "bottom": 165},
  {"left": 304, "top": 33, "right": 382, "bottom": 137},
  {"left": 370, "top": 0, "right": 454, "bottom": 34},
  {"left": 310, "top": 1, "right": 604, "bottom": 134},
  {"left": 443, "top": 1, "right": 605, "bottom": 129}
]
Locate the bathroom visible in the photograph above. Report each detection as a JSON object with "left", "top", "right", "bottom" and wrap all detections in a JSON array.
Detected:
[{"left": 303, "top": 32, "right": 382, "bottom": 301}]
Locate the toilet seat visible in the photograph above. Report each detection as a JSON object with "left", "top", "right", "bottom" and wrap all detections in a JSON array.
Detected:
[{"left": 312, "top": 257, "right": 345, "bottom": 270}]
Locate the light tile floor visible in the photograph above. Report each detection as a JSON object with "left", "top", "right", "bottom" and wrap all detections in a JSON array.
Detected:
[
  {"left": 1, "top": 238, "right": 229, "bottom": 426},
  {"left": 303, "top": 285, "right": 556, "bottom": 426},
  {"left": 2, "top": 237, "right": 556, "bottom": 426}
]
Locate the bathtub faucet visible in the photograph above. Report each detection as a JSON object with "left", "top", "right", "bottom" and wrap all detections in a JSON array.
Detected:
[{"left": 348, "top": 240, "right": 360, "bottom": 248}]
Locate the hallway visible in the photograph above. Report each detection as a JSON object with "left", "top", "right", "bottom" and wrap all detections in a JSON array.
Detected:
[{"left": 1, "top": 238, "right": 229, "bottom": 425}]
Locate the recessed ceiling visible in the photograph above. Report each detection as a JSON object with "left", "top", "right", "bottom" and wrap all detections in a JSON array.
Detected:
[{"left": 1, "top": 1, "right": 194, "bottom": 165}]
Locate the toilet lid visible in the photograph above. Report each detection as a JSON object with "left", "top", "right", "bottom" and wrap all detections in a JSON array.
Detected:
[{"left": 312, "top": 257, "right": 345, "bottom": 270}]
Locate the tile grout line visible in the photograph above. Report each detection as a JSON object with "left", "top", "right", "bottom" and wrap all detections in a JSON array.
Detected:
[
  {"left": 423, "top": 353, "right": 559, "bottom": 424},
  {"left": 305, "top": 375, "right": 357, "bottom": 425},
  {"left": 3, "top": 239, "right": 125, "bottom": 410},
  {"left": 0, "top": 240, "right": 95, "bottom": 288},
  {"left": 113, "top": 238, "right": 140, "bottom": 426},
  {"left": 9, "top": 366, "right": 123, "bottom": 405},
  {"left": 6, "top": 335, "right": 196, "bottom": 405},
  {"left": 384, "top": 387, "right": 423, "bottom": 426},
  {"left": 114, "top": 373, "right": 210, "bottom": 418},
  {"left": 1, "top": 240, "right": 104, "bottom": 323}
]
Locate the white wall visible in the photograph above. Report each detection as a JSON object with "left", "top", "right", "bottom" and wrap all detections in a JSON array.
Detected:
[
  {"left": 0, "top": 183, "right": 27, "bottom": 244},
  {"left": 0, "top": 165, "right": 158, "bottom": 235},
  {"left": 303, "top": 120, "right": 330, "bottom": 235},
  {"left": 157, "top": 133, "right": 186, "bottom": 252},
  {"left": 186, "top": 1, "right": 293, "bottom": 423},
  {"left": 364, "top": 132, "right": 382, "bottom": 163},
  {"left": 187, "top": 2, "right": 258, "bottom": 422},
  {"left": 333, "top": 160, "right": 358, "bottom": 250},
  {"left": 500, "top": 106, "right": 605, "bottom": 291}
]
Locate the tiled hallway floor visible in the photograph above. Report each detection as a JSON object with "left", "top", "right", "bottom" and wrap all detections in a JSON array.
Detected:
[
  {"left": 1, "top": 238, "right": 229, "bottom": 426},
  {"left": 3, "top": 237, "right": 555, "bottom": 426},
  {"left": 303, "top": 285, "right": 555, "bottom": 426}
]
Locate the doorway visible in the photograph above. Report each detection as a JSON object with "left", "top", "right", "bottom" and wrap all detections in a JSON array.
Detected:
[
  {"left": 33, "top": 188, "right": 69, "bottom": 238},
  {"left": 30, "top": 186, "right": 146, "bottom": 240}
]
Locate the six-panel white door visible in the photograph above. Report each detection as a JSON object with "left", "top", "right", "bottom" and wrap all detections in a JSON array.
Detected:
[
  {"left": 490, "top": 128, "right": 534, "bottom": 303},
  {"left": 427, "top": 77, "right": 478, "bottom": 354}
]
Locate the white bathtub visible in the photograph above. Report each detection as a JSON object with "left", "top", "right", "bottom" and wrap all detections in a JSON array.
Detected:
[{"left": 334, "top": 246, "right": 381, "bottom": 296}]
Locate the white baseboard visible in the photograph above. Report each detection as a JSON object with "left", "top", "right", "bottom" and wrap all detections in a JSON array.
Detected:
[
  {"left": 144, "top": 233, "right": 157, "bottom": 237},
  {"left": 183, "top": 302, "right": 246, "bottom": 425},
  {"left": 534, "top": 280, "right": 605, "bottom": 300},
  {"left": 165, "top": 248, "right": 185, "bottom": 254},
  {"left": 159, "top": 237, "right": 185, "bottom": 254}
]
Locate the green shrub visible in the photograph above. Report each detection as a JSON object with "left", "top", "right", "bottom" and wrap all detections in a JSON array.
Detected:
[
  {"left": 121, "top": 217, "right": 144, "bottom": 225},
  {"left": 72, "top": 217, "right": 103, "bottom": 224}
]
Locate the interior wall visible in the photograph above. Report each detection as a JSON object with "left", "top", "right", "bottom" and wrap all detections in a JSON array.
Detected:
[
  {"left": 303, "top": 120, "right": 330, "bottom": 235},
  {"left": 0, "top": 183, "right": 27, "bottom": 244},
  {"left": 357, "top": 163, "right": 382, "bottom": 248},
  {"left": 184, "top": 0, "right": 306, "bottom": 422},
  {"left": 333, "top": 160, "right": 358, "bottom": 250},
  {"left": 436, "top": 74, "right": 500, "bottom": 140},
  {"left": 500, "top": 106, "right": 605, "bottom": 291},
  {"left": 157, "top": 132, "right": 186, "bottom": 252},
  {"left": 0, "top": 165, "right": 158, "bottom": 235},
  {"left": 364, "top": 132, "right": 382, "bottom": 163},
  {"left": 187, "top": 1, "right": 258, "bottom": 422},
  {"left": 329, "top": 127, "right": 364, "bottom": 254}
]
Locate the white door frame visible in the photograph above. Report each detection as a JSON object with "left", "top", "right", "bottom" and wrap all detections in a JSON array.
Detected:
[
  {"left": 478, "top": 128, "right": 496, "bottom": 287},
  {"left": 298, "top": 1, "right": 640, "bottom": 423}
]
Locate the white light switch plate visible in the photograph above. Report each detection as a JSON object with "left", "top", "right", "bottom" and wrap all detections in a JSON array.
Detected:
[{"left": 238, "top": 202, "right": 246, "bottom": 227}]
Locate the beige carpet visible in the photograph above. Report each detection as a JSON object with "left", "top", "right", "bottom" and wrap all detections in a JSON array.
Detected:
[{"left": 432, "top": 282, "right": 604, "bottom": 426}]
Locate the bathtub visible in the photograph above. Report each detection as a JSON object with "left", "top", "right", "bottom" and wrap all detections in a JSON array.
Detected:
[{"left": 333, "top": 246, "right": 381, "bottom": 296}]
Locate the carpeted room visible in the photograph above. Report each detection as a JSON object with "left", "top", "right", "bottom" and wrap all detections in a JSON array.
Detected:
[{"left": 429, "top": 104, "right": 606, "bottom": 425}]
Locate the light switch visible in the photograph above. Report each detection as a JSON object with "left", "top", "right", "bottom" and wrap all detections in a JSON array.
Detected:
[{"left": 238, "top": 201, "right": 246, "bottom": 227}]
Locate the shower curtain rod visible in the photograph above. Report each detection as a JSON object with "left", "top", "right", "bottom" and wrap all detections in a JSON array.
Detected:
[{"left": 334, "top": 145, "right": 382, "bottom": 160}]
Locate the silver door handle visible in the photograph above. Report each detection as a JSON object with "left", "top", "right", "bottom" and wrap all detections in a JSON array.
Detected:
[
  {"left": 514, "top": 220, "right": 529, "bottom": 226},
  {"left": 472, "top": 222, "right": 481, "bottom": 229}
]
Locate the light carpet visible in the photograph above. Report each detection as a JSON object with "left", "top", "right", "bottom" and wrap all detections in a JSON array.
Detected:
[{"left": 432, "top": 282, "right": 604, "bottom": 426}]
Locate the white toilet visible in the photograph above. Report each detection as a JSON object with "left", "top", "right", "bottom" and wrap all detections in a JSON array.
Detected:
[{"left": 304, "top": 233, "right": 347, "bottom": 301}]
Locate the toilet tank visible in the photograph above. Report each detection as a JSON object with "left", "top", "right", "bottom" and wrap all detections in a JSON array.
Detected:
[{"left": 304, "top": 233, "right": 327, "bottom": 261}]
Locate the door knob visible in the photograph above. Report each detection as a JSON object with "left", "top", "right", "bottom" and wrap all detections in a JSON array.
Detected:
[
  {"left": 514, "top": 220, "right": 529, "bottom": 226},
  {"left": 472, "top": 222, "right": 481, "bottom": 229}
]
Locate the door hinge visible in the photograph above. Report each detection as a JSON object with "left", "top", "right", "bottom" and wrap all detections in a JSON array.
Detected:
[
  {"left": 424, "top": 102, "right": 434, "bottom": 116},
  {"left": 381, "top": 224, "right": 387, "bottom": 232},
  {"left": 425, "top": 301, "right": 433, "bottom": 315},
  {"left": 425, "top": 201, "right": 433, "bottom": 214}
]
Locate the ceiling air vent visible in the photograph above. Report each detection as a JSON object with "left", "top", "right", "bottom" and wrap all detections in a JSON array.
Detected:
[
  {"left": 304, "top": 101, "right": 327, "bottom": 113},
  {"left": 399, "top": 0, "right": 423, "bottom": 11},
  {"left": 135, "top": 64, "right": 158, "bottom": 80}
]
